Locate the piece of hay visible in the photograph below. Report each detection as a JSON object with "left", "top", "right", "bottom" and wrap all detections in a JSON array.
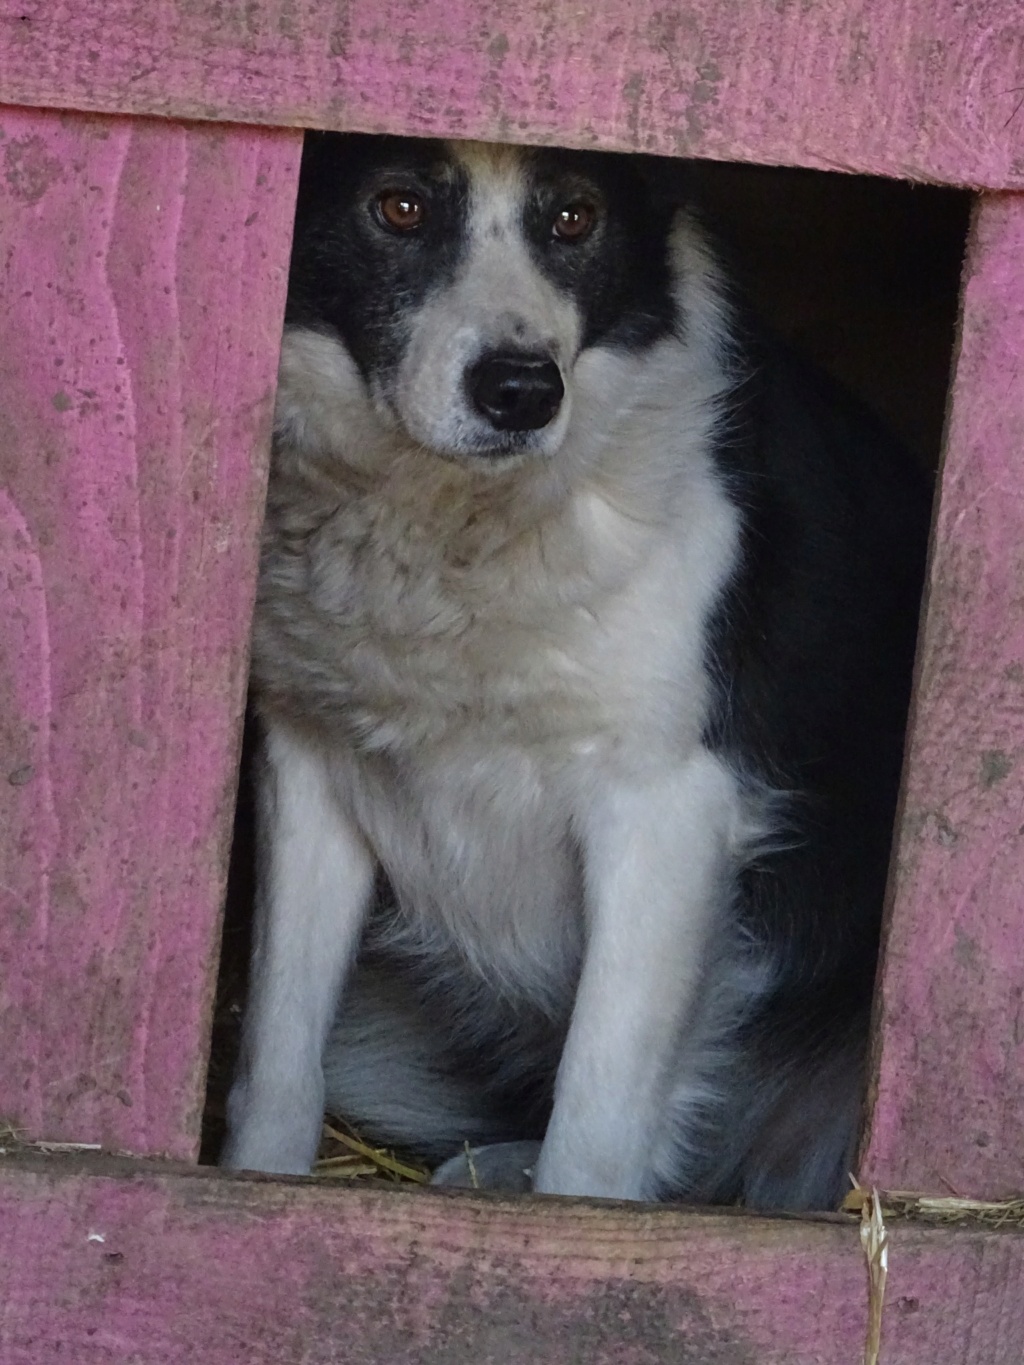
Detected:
[
  {"left": 310, "top": 1154, "right": 381, "bottom": 1180},
  {"left": 857, "top": 1187, "right": 888, "bottom": 1365},
  {"left": 0, "top": 1120, "right": 102, "bottom": 1157},
  {"left": 463, "top": 1140, "right": 480, "bottom": 1190},
  {"left": 314, "top": 1118, "right": 429, "bottom": 1184},
  {"left": 843, "top": 1185, "right": 1024, "bottom": 1229}
]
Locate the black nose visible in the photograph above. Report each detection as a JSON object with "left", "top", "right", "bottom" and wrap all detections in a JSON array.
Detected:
[{"left": 467, "top": 352, "right": 565, "bottom": 432}]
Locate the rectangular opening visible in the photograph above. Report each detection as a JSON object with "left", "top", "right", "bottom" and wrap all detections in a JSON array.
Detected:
[{"left": 202, "top": 136, "right": 971, "bottom": 1209}]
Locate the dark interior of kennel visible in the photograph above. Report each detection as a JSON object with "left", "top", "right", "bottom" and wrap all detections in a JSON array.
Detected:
[{"left": 199, "top": 150, "right": 972, "bottom": 1174}]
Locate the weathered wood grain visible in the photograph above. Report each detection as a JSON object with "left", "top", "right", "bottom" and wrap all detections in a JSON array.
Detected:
[
  {"left": 0, "top": 1157, "right": 1022, "bottom": 1364},
  {"left": 0, "top": 0, "right": 1022, "bottom": 188},
  {"left": 861, "top": 194, "right": 1024, "bottom": 1200},
  {"left": 0, "top": 108, "right": 301, "bottom": 1159}
]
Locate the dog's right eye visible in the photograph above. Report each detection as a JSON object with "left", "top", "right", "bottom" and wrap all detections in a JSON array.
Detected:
[
  {"left": 552, "top": 201, "right": 596, "bottom": 243},
  {"left": 374, "top": 191, "right": 426, "bottom": 233}
]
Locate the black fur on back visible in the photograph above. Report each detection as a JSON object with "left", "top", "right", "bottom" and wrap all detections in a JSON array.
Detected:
[{"left": 693, "top": 328, "right": 930, "bottom": 1203}]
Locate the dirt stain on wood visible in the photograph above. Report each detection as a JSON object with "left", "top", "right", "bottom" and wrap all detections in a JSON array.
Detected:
[
  {"left": 3, "top": 135, "right": 64, "bottom": 204},
  {"left": 980, "top": 748, "right": 1013, "bottom": 788}
]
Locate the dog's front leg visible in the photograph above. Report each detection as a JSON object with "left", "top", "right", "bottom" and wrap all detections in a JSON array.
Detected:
[
  {"left": 222, "top": 723, "right": 375, "bottom": 1175},
  {"left": 534, "top": 750, "right": 740, "bottom": 1200}
]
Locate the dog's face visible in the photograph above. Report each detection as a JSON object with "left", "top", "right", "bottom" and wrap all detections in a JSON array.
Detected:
[{"left": 286, "top": 135, "right": 679, "bottom": 464}]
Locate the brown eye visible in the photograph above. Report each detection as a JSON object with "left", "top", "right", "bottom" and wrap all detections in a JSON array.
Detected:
[
  {"left": 375, "top": 191, "right": 426, "bottom": 232},
  {"left": 552, "top": 201, "right": 596, "bottom": 242}
]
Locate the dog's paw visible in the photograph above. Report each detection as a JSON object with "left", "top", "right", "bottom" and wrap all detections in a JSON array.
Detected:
[
  {"left": 220, "top": 1090, "right": 321, "bottom": 1176},
  {"left": 431, "top": 1141, "right": 542, "bottom": 1193},
  {"left": 219, "top": 1134, "right": 315, "bottom": 1176}
]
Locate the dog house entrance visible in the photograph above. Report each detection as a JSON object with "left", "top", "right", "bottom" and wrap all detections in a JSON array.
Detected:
[{"left": 200, "top": 143, "right": 970, "bottom": 1205}]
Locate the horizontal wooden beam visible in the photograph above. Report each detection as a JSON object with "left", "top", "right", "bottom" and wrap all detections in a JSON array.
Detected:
[
  {"left": 0, "top": 0, "right": 1022, "bottom": 187},
  {"left": 0, "top": 108, "right": 301, "bottom": 1159},
  {"left": 1, "top": 1156, "right": 1022, "bottom": 1363},
  {"left": 861, "top": 194, "right": 1024, "bottom": 1200}
]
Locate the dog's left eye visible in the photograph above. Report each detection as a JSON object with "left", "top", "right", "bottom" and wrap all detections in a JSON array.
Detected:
[
  {"left": 552, "top": 202, "right": 597, "bottom": 243},
  {"left": 374, "top": 191, "right": 426, "bottom": 233}
]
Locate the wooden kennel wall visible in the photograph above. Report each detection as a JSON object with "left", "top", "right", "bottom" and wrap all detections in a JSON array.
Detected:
[{"left": 1, "top": 2, "right": 1022, "bottom": 1360}]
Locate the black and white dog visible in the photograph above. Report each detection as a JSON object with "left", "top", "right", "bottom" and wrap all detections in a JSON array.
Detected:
[{"left": 222, "top": 133, "right": 928, "bottom": 1209}]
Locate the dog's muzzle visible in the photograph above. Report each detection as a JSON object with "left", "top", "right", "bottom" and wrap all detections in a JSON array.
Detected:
[{"left": 466, "top": 351, "right": 565, "bottom": 433}]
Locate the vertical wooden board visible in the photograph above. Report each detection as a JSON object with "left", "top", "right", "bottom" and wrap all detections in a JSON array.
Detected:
[
  {"left": 862, "top": 194, "right": 1024, "bottom": 1199},
  {"left": 0, "top": 109, "right": 301, "bottom": 1158}
]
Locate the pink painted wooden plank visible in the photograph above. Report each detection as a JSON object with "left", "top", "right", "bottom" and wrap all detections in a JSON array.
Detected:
[
  {"left": 0, "top": 0, "right": 1022, "bottom": 189},
  {"left": 2, "top": 1158, "right": 1023, "bottom": 1364},
  {"left": 0, "top": 108, "right": 302, "bottom": 1159},
  {"left": 861, "top": 194, "right": 1024, "bottom": 1200}
]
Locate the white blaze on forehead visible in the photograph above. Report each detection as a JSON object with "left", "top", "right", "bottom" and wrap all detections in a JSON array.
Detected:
[
  {"left": 388, "top": 141, "right": 581, "bottom": 458},
  {"left": 451, "top": 141, "right": 531, "bottom": 241},
  {"left": 444, "top": 140, "right": 582, "bottom": 356}
]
